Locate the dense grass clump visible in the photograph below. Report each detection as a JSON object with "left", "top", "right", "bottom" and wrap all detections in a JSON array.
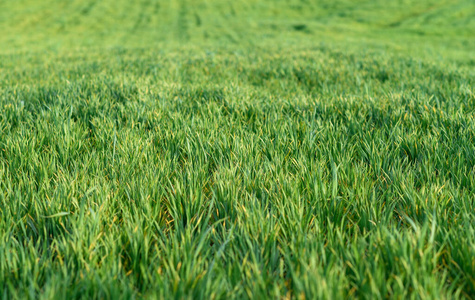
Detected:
[{"left": 0, "top": 0, "right": 474, "bottom": 299}]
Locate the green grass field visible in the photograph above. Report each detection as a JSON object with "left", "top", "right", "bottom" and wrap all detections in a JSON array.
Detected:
[{"left": 1, "top": 0, "right": 474, "bottom": 298}]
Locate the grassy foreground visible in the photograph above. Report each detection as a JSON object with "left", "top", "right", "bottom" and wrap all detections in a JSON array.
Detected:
[{"left": 1, "top": 0, "right": 474, "bottom": 298}]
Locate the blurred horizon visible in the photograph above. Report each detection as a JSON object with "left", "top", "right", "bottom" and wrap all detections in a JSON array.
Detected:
[{"left": 1, "top": 0, "right": 474, "bottom": 62}]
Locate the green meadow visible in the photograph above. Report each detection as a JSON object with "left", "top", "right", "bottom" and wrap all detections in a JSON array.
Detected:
[{"left": 0, "top": 0, "right": 474, "bottom": 298}]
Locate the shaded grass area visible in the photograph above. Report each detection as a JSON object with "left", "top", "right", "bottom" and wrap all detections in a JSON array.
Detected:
[{"left": 0, "top": 0, "right": 475, "bottom": 298}]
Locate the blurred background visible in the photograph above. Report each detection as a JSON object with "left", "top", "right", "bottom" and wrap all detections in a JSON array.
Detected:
[{"left": 1, "top": 0, "right": 474, "bottom": 62}]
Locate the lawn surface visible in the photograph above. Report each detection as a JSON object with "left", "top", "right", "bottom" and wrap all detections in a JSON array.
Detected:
[{"left": 0, "top": 0, "right": 474, "bottom": 298}]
